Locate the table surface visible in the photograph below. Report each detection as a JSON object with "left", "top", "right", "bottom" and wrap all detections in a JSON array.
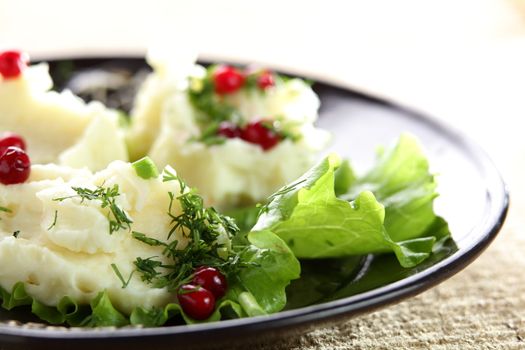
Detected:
[{"left": 1, "top": 0, "right": 524, "bottom": 348}]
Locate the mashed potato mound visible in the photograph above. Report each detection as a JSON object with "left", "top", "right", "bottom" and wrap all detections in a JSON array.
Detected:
[
  {"left": 0, "top": 161, "right": 200, "bottom": 314},
  {"left": 127, "top": 51, "right": 330, "bottom": 208},
  {"left": 0, "top": 64, "right": 128, "bottom": 171}
]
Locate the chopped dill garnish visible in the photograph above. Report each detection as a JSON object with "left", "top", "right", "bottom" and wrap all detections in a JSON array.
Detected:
[
  {"left": 257, "top": 178, "right": 307, "bottom": 216},
  {"left": 133, "top": 256, "right": 165, "bottom": 287},
  {"left": 12, "top": 230, "right": 20, "bottom": 238},
  {"left": 131, "top": 173, "right": 248, "bottom": 292},
  {"left": 132, "top": 231, "right": 165, "bottom": 247},
  {"left": 110, "top": 263, "right": 135, "bottom": 289},
  {"left": 47, "top": 210, "right": 58, "bottom": 230},
  {"left": 187, "top": 64, "right": 301, "bottom": 145},
  {"left": 188, "top": 67, "right": 239, "bottom": 124},
  {"left": 53, "top": 184, "right": 133, "bottom": 235},
  {"left": 190, "top": 121, "right": 228, "bottom": 146}
]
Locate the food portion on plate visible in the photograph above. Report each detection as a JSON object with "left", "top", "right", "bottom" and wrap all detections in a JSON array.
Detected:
[
  {"left": 0, "top": 51, "right": 128, "bottom": 171},
  {"left": 0, "top": 155, "right": 300, "bottom": 325},
  {"left": 127, "top": 50, "right": 330, "bottom": 209},
  {"left": 0, "top": 50, "right": 452, "bottom": 327}
]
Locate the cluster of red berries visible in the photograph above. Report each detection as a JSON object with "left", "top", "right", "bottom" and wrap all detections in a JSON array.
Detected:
[
  {"left": 217, "top": 120, "right": 281, "bottom": 151},
  {"left": 0, "top": 50, "right": 28, "bottom": 80},
  {"left": 177, "top": 266, "right": 228, "bottom": 320},
  {"left": 0, "top": 133, "right": 31, "bottom": 185},
  {"left": 213, "top": 65, "right": 274, "bottom": 95},
  {"left": 0, "top": 52, "right": 31, "bottom": 184},
  {"left": 212, "top": 66, "right": 281, "bottom": 150}
]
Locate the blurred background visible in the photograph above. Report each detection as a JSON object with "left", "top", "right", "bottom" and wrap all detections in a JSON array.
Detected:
[{"left": 1, "top": 0, "right": 524, "bottom": 179}]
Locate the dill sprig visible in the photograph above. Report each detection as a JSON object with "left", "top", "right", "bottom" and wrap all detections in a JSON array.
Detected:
[
  {"left": 53, "top": 184, "right": 133, "bottom": 235},
  {"left": 131, "top": 171, "right": 246, "bottom": 292},
  {"left": 111, "top": 263, "right": 135, "bottom": 289},
  {"left": 47, "top": 210, "right": 58, "bottom": 230},
  {"left": 188, "top": 66, "right": 240, "bottom": 124},
  {"left": 257, "top": 178, "right": 307, "bottom": 217}
]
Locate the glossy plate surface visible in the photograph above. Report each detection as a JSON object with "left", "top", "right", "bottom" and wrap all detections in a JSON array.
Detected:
[{"left": 0, "top": 58, "right": 509, "bottom": 349}]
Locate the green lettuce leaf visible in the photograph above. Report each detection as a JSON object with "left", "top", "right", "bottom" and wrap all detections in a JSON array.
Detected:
[
  {"left": 84, "top": 292, "right": 129, "bottom": 327},
  {"left": 0, "top": 283, "right": 124, "bottom": 327},
  {"left": 339, "top": 133, "right": 441, "bottom": 242},
  {"left": 224, "top": 206, "right": 260, "bottom": 234},
  {"left": 130, "top": 299, "right": 245, "bottom": 326},
  {"left": 230, "top": 230, "right": 301, "bottom": 314},
  {"left": 253, "top": 134, "right": 446, "bottom": 267},
  {"left": 334, "top": 159, "right": 356, "bottom": 196}
]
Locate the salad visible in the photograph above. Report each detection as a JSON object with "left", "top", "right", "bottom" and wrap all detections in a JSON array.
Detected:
[{"left": 0, "top": 50, "right": 451, "bottom": 327}]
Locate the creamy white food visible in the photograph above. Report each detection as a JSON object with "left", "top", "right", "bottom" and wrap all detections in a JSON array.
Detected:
[
  {"left": 0, "top": 161, "right": 225, "bottom": 314},
  {"left": 0, "top": 64, "right": 128, "bottom": 170},
  {"left": 0, "top": 53, "right": 329, "bottom": 312},
  {"left": 149, "top": 95, "right": 327, "bottom": 208},
  {"left": 126, "top": 50, "right": 198, "bottom": 160},
  {"left": 128, "top": 51, "right": 330, "bottom": 208}
]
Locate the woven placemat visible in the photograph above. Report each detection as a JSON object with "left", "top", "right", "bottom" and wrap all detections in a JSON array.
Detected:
[{"left": 228, "top": 180, "right": 523, "bottom": 349}]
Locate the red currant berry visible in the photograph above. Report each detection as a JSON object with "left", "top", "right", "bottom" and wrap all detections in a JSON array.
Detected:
[
  {"left": 213, "top": 65, "right": 245, "bottom": 94},
  {"left": 193, "top": 266, "right": 228, "bottom": 299},
  {"left": 177, "top": 284, "right": 215, "bottom": 320},
  {"left": 0, "top": 132, "right": 26, "bottom": 155},
  {"left": 241, "top": 120, "right": 281, "bottom": 151},
  {"left": 217, "top": 122, "right": 241, "bottom": 139},
  {"left": 0, "top": 147, "right": 31, "bottom": 185},
  {"left": 257, "top": 70, "right": 275, "bottom": 90},
  {"left": 0, "top": 51, "right": 29, "bottom": 79}
]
